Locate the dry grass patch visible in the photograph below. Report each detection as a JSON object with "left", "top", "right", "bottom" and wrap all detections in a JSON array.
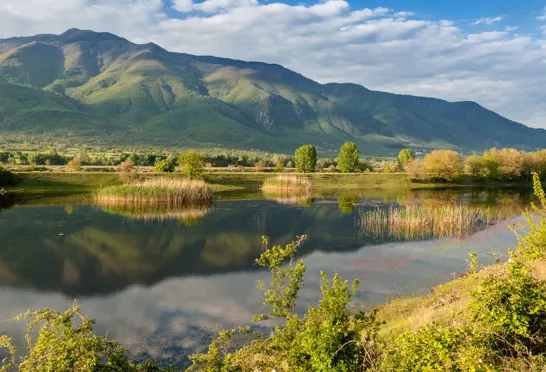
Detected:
[
  {"left": 96, "top": 177, "right": 213, "bottom": 205},
  {"left": 261, "top": 174, "right": 312, "bottom": 193}
]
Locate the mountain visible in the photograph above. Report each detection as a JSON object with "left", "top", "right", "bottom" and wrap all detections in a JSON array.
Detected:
[{"left": 0, "top": 28, "right": 544, "bottom": 155}]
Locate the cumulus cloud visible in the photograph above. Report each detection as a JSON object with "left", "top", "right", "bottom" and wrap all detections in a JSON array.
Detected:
[
  {"left": 0, "top": 1, "right": 545, "bottom": 128},
  {"left": 472, "top": 16, "right": 503, "bottom": 25}
]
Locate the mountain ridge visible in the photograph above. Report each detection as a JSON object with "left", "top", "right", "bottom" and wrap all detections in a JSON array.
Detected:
[{"left": 0, "top": 28, "right": 544, "bottom": 155}]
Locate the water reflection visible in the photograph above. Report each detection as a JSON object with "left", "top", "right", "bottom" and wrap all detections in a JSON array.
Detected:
[
  {"left": 97, "top": 203, "right": 213, "bottom": 224},
  {"left": 0, "top": 187, "right": 536, "bottom": 366}
]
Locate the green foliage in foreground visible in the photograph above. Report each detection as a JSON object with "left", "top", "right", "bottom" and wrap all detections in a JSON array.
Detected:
[
  {"left": 337, "top": 142, "right": 360, "bottom": 173},
  {"left": 294, "top": 145, "right": 317, "bottom": 173},
  {"left": 0, "top": 306, "right": 166, "bottom": 371}
]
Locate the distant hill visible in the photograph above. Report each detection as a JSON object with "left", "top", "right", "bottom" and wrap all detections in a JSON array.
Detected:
[{"left": 0, "top": 28, "right": 545, "bottom": 155}]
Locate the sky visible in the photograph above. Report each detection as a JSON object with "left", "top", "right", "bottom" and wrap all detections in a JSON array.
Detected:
[{"left": 1, "top": 0, "right": 546, "bottom": 128}]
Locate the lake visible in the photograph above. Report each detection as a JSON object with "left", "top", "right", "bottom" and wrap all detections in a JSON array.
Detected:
[{"left": 0, "top": 187, "right": 535, "bottom": 366}]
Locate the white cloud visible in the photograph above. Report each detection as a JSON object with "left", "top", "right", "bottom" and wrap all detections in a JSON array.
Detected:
[
  {"left": 394, "top": 11, "right": 414, "bottom": 18},
  {"left": 0, "top": 1, "right": 546, "bottom": 128},
  {"left": 472, "top": 16, "right": 503, "bottom": 25},
  {"left": 536, "top": 7, "right": 546, "bottom": 21},
  {"left": 504, "top": 25, "right": 519, "bottom": 32}
]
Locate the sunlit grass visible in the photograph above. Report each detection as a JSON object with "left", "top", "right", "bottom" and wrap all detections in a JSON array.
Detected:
[
  {"left": 261, "top": 175, "right": 312, "bottom": 193},
  {"left": 96, "top": 177, "right": 213, "bottom": 205},
  {"left": 358, "top": 204, "right": 493, "bottom": 240}
]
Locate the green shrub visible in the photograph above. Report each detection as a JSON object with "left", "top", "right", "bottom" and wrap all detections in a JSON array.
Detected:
[
  {"left": 189, "top": 236, "right": 382, "bottom": 371},
  {"left": 155, "top": 158, "right": 175, "bottom": 173},
  {"left": 0, "top": 305, "right": 166, "bottom": 372}
]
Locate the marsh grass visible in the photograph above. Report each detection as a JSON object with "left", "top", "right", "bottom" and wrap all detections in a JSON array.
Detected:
[
  {"left": 358, "top": 204, "right": 492, "bottom": 240},
  {"left": 96, "top": 177, "right": 213, "bottom": 206},
  {"left": 261, "top": 175, "right": 312, "bottom": 193}
]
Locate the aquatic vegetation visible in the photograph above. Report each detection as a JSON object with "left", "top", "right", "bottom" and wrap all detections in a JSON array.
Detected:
[
  {"left": 261, "top": 174, "right": 312, "bottom": 193},
  {"left": 358, "top": 204, "right": 493, "bottom": 240},
  {"left": 96, "top": 177, "right": 214, "bottom": 205}
]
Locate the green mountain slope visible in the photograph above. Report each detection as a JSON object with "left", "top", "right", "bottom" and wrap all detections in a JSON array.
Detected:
[{"left": 0, "top": 28, "right": 544, "bottom": 154}]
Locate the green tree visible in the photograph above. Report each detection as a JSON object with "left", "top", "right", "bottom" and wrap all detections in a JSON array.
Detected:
[
  {"left": 398, "top": 149, "right": 415, "bottom": 170},
  {"left": 178, "top": 150, "right": 204, "bottom": 179},
  {"left": 294, "top": 145, "right": 317, "bottom": 173},
  {"left": 154, "top": 158, "right": 175, "bottom": 173},
  {"left": 337, "top": 142, "right": 360, "bottom": 173}
]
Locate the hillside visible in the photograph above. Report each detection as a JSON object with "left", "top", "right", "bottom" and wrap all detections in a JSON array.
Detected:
[{"left": 0, "top": 28, "right": 545, "bottom": 155}]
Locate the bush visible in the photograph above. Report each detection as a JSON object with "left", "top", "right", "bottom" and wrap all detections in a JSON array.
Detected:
[
  {"left": 423, "top": 150, "right": 463, "bottom": 181},
  {"left": 178, "top": 150, "right": 204, "bottom": 179},
  {"left": 294, "top": 145, "right": 317, "bottom": 173},
  {"left": 155, "top": 158, "right": 175, "bottom": 173},
  {"left": 115, "top": 161, "right": 134, "bottom": 172},
  {"left": 274, "top": 161, "right": 285, "bottom": 173},
  {"left": 189, "top": 236, "right": 381, "bottom": 371},
  {"left": 0, "top": 305, "right": 165, "bottom": 371},
  {"left": 66, "top": 159, "right": 81, "bottom": 171},
  {"left": 337, "top": 142, "right": 360, "bottom": 173}
]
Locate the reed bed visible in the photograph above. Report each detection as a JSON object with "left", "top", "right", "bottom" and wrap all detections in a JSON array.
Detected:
[
  {"left": 98, "top": 203, "right": 212, "bottom": 222},
  {"left": 261, "top": 175, "right": 312, "bottom": 193},
  {"left": 96, "top": 177, "right": 214, "bottom": 205},
  {"left": 358, "top": 204, "right": 492, "bottom": 240}
]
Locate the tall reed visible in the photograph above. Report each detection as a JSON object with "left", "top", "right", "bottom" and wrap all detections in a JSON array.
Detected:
[
  {"left": 96, "top": 177, "right": 213, "bottom": 205},
  {"left": 358, "top": 204, "right": 492, "bottom": 240},
  {"left": 262, "top": 175, "right": 312, "bottom": 193}
]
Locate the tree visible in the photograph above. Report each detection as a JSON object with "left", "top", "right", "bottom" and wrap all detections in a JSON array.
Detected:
[
  {"left": 397, "top": 149, "right": 415, "bottom": 170},
  {"left": 154, "top": 158, "right": 175, "bottom": 173},
  {"left": 294, "top": 145, "right": 317, "bottom": 173},
  {"left": 274, "top": 162, "right": 285, "bottom": 173},
  {"left": 337, "top": 142, "right": 360, "bottom": 173},
  {"left": 423, "top": 150, "right": 463, "bottom": 181},
  {"left": 404, "top": 158, "right": 425, "bottom": 180},
  {"left": 464, "top": 154, "right": 485, "bottom": 178},
  {"left": 178, "top": 150, "right": 204, "bottom": 178}
]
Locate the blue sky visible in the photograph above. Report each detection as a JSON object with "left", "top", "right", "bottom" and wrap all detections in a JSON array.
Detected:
[{"left": 1, "top": 0, "right": 546, "bottom": 128}]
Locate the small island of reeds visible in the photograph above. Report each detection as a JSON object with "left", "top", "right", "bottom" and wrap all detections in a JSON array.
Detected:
[
  {"left": 96, "top": 177, "right": 214, "bottom": 206},
  {"left": 358, "top": 204, "right": 492, "bottom": 240},
  {"left": 261, "top": 175, "right": 312, "bottom": 193}
]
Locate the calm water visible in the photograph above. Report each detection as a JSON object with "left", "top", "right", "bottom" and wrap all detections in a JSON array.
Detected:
[{"left": 0, "top": 188, "right": 535, "bottom": 365}]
